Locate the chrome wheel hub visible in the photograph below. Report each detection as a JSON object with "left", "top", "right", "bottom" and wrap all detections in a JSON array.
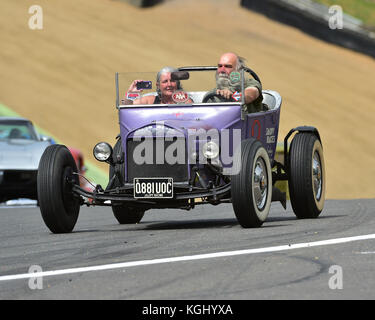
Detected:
[
  {"left": 312, "top": 151, "right": 322, "bottom": 201},
  {"left": 253, "top": 158, "right": 268, "bottom": 210}
]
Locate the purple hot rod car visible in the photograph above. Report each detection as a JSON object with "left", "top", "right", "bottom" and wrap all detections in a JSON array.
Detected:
[{"left": 37, "top": 66, "right": 325, "bottom": 233}]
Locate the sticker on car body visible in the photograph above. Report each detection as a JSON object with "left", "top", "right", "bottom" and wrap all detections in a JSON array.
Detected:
[
  {"left": 172, "top": 91, "right": 189, "bottom": 104},
  {"left": 232, "top": 91, "right": 242, "bottom": 101},
  {"left": 126, "top": 92, "right": 141, "bottom": 100}
]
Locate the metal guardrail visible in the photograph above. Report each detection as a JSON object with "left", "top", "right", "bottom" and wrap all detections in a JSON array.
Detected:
[
  {"left": 116, "top": 0, "right": 163, "bottom": 7},
  {"left": 284, "top": 0, "right": 361, "bottom": 25},
  {"left": 241, "top": 0, "right": 375, "bottom": 58},
  {"left": 283, "top": 0, "right": 374, "bottom": 36}
]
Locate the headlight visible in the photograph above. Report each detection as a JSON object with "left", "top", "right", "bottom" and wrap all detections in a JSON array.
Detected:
[
  {"left": 202, "top": 141, "right": 219, "bottom": 159},
  {"left": 93, "top": 142, "right": 113, "bottom": 162}
]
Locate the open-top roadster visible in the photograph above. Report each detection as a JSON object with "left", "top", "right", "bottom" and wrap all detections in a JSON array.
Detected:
[{"left": 37, "top": 66, "right": 325, "bottom": 233}]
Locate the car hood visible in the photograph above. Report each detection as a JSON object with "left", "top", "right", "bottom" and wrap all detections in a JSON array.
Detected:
[
  {"left": 0, "top": 139, "right": 51, "bottom": 170},
  {"left": 121, "top": 105, "right": 242, "bottom": 139}
]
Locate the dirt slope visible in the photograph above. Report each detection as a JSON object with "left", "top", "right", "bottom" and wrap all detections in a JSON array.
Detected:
[{"left": 1, "top": 0, "right": 374, "bottom": 199}]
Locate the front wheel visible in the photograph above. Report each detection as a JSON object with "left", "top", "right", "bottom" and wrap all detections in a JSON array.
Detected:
[
  {"left": 231, "top": 138, "right": 272, "bottom": 228},
  {"left": 37, "top": 145, "right": 81, "bottom": 233},
  {"left": 288, "top": 133, "right": 325, "bottom": 219}
]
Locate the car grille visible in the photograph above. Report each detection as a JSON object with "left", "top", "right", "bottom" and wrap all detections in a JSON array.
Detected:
[
  {"left": 2, "top": 170, "right": 37, "bottom": 184},
  {"left": 126, "top": 138, "right": 188, "bottom": 182}
]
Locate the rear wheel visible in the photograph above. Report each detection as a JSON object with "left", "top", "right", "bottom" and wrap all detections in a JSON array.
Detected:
[
  {"left": 288, "top": 133, "right": 325, "bottom": 218},
  {"left": 110, "top": 138, "right": 145, "bottom": 224},
  {"left": 231, "top": 138, "right": 272, "bottom": 228},
  {"left": 112, "top": 205, "right": 145, "bottom": 224},
  {"left": 37, "top": 145, "right": 80, "bottom": 233}
]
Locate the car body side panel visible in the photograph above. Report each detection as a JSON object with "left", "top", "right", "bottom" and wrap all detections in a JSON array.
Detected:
[
  {"left": 245, "top": 107, "right": 281, "bottom": 162},
  {"left": 0, "top": 140, "right": 51, "bottom": 170}
]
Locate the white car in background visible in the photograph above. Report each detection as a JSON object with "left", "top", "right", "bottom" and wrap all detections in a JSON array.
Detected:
[
  {"left": 0, "top": 117, "right": 89, "bottom": 204},
  {"left": 0, "top": 117, "right": 52, "bottom": 203}
]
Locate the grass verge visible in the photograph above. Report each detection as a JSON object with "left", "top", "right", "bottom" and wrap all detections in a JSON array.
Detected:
[{"left": 313, "top": 0, "right": 375, "bottom": 28}]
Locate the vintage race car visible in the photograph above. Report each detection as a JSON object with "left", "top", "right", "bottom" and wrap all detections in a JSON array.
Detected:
[
  {"left": 0, "top": 117, "right": 89, "bottom": 203},
  {"left": 37, "top": 66, "right": 325, "bottom": 233}
]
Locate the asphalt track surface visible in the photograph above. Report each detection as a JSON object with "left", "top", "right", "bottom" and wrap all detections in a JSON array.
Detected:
[{"left": 0, "top": 199, "right": 374, "bottom": 300}]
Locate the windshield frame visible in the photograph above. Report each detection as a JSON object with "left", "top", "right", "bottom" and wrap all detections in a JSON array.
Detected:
[{"left": 115, "top": 66, "right": 253, "bottom": 109}]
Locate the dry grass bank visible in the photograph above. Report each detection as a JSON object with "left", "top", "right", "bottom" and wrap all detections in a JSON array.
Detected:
[{"left": 1, "top": 0, "right": 374, "bottom": 198}]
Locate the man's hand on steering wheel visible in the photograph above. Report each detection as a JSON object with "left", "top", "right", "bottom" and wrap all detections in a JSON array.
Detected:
[
  {"left": 202, "top": 88, "right": 237, "bottom": 103},
  {"left": 216, "top": 88, "right": 233, "bottom": 100}
]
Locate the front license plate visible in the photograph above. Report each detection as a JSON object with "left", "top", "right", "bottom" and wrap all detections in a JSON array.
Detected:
[{"left": 134, "top": 178, "right": 173, "bottom": 199}]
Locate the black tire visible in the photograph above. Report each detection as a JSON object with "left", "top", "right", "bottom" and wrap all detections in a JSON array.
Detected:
[
  {"left": 112, "top": 205, "right": 145, "bottom": 224},
  {"left": 288, "top": 133, "right": 325, "bottom": 219},
  {"left": 231, "top": 138, "right": 272, "bottom": 228},
  {"left": 37, "top": 145, "right": 80, "bottom": 233}
]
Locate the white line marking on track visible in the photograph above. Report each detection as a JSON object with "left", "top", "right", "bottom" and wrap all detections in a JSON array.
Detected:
[{"left": 1, "top": 233, "right": 375, "bottom": 282}]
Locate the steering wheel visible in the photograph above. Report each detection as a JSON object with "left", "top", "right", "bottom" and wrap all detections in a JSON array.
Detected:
[{"left": 202, "top": 91, "right": 237, "bottom": 103}]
